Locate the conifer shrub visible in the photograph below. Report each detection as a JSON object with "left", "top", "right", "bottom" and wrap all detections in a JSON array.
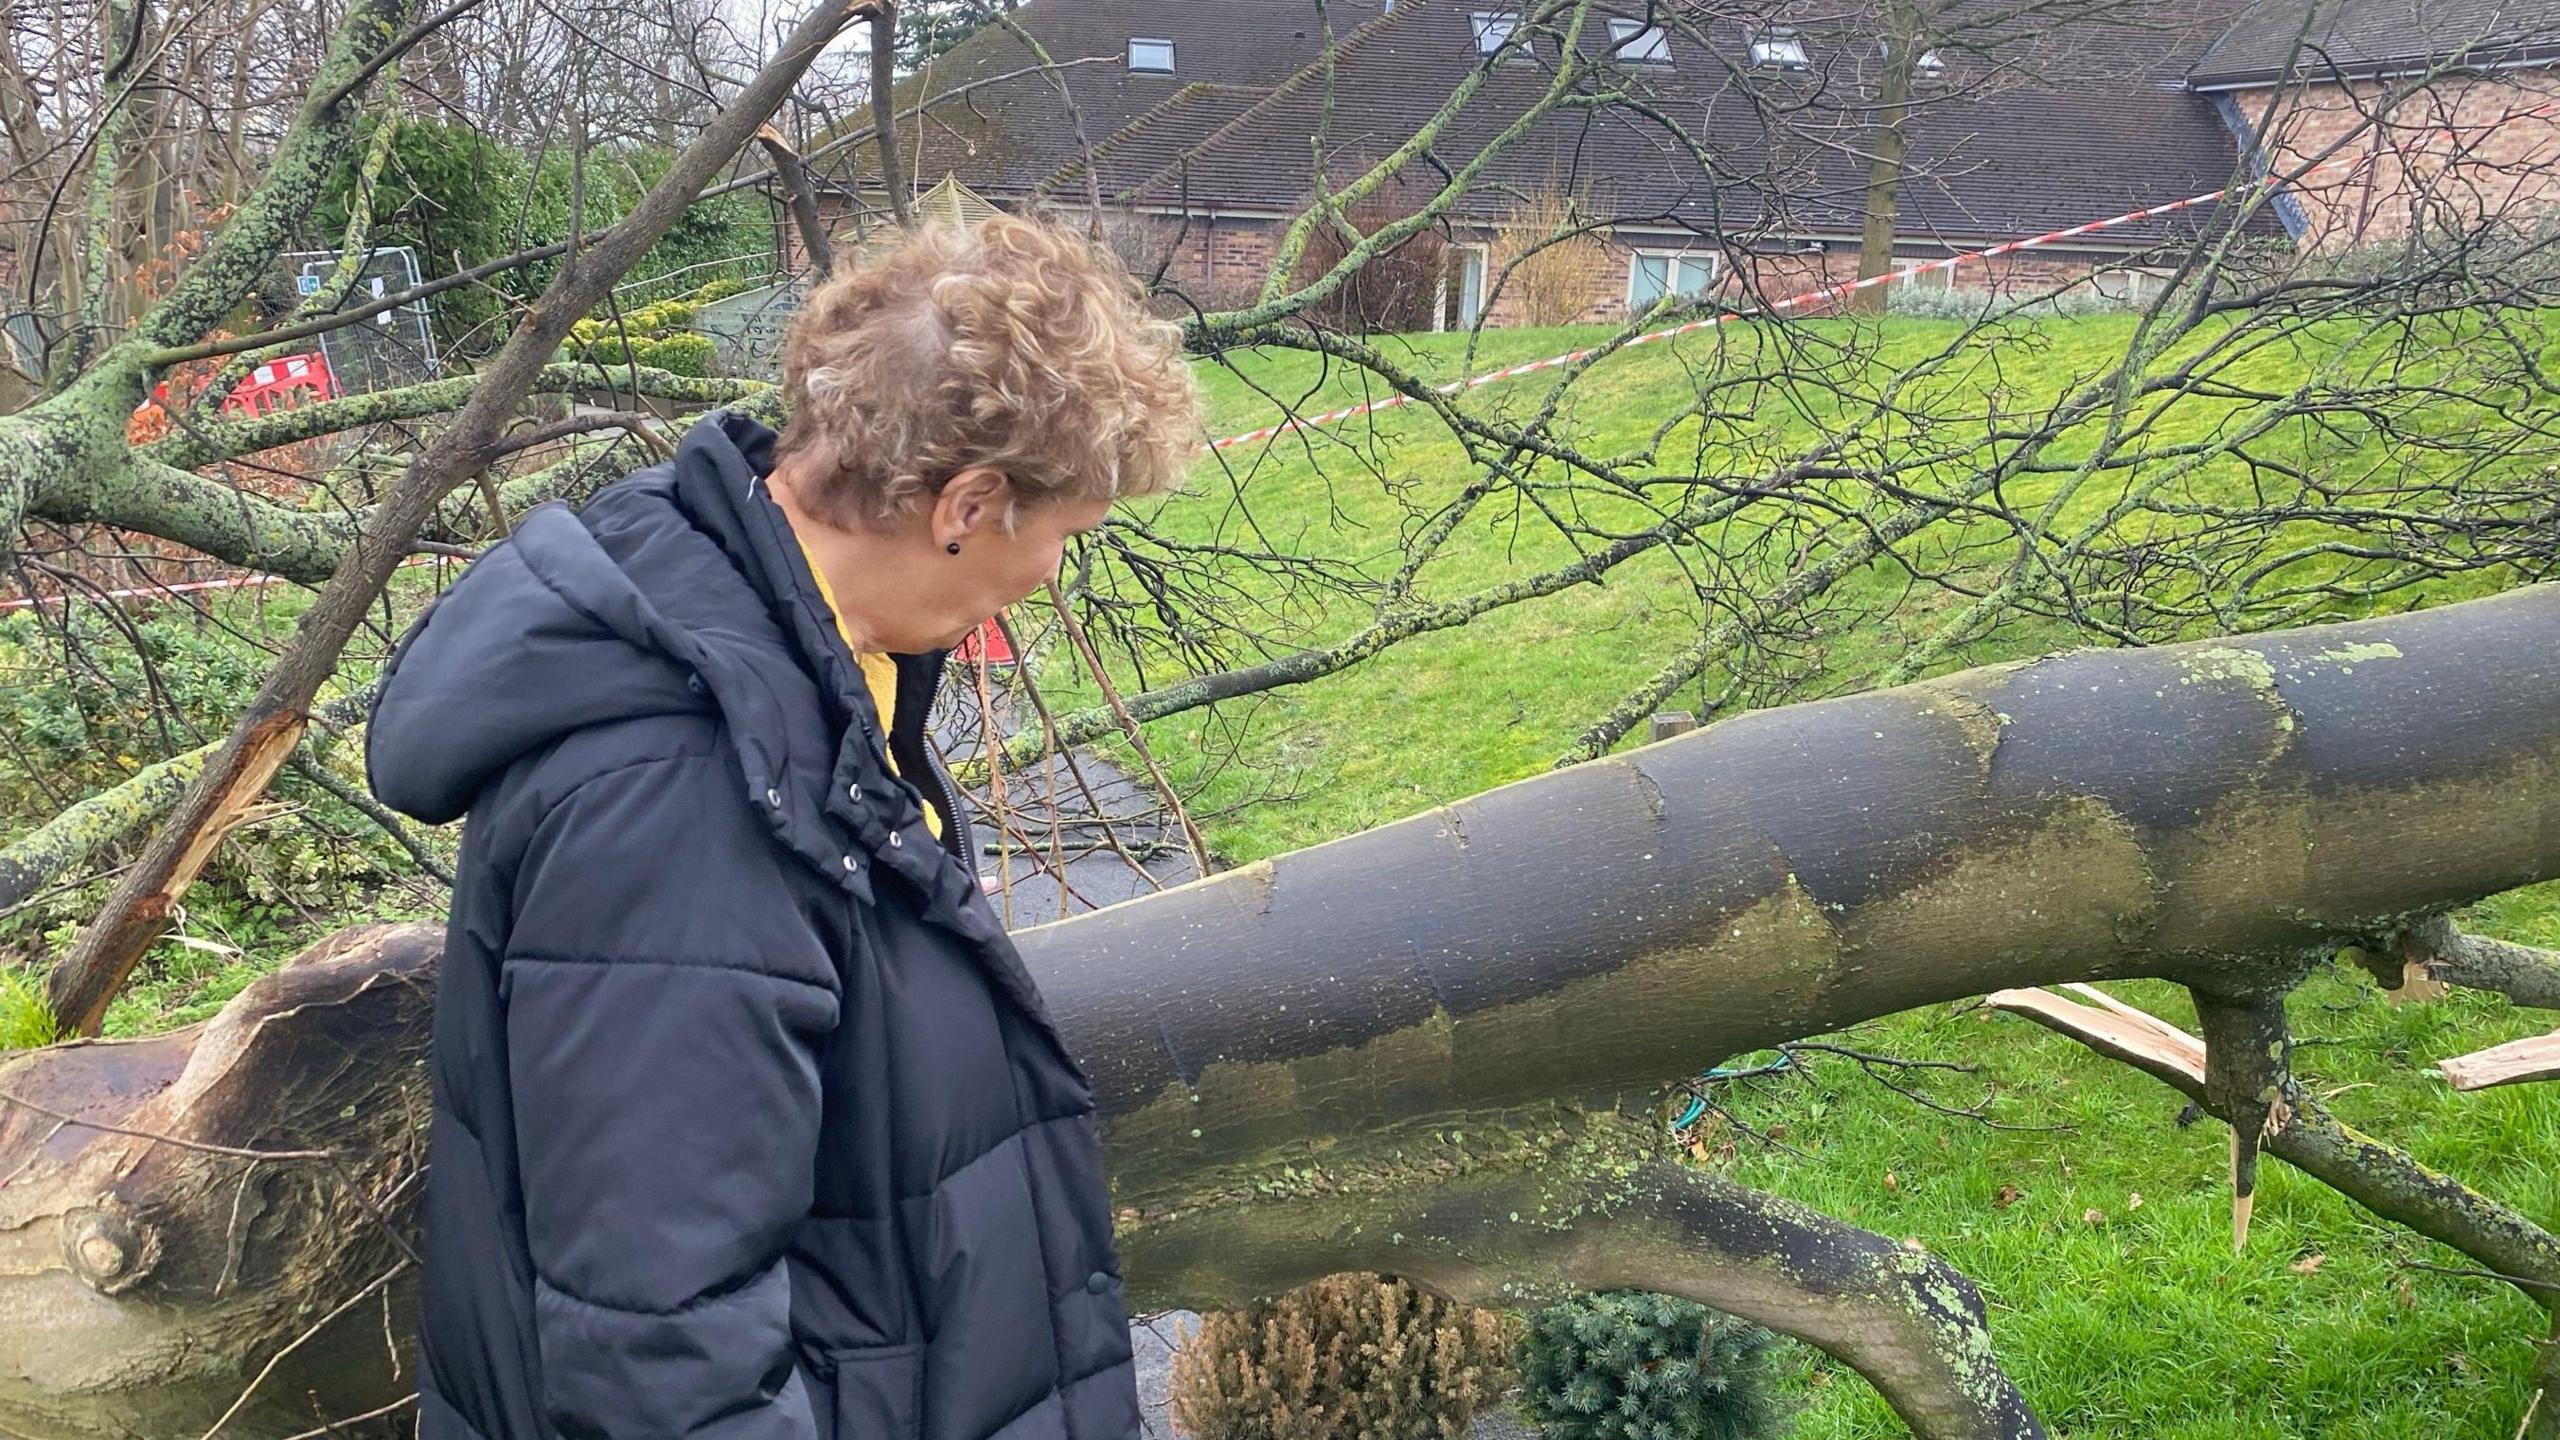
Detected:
[{"left": 1515, "top": 1291, "right": 1784, "bottom": 1440}]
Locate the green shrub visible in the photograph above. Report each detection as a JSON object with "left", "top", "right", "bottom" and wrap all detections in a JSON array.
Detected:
[
  {"left": 0, "top": 609, "right": 418, "bottom": 1009},
  {"left": 0, "top": 609, "right": 266, "bottom": 793},
  {"left": 1170, "top": 1272, "right": 1518, "bottom": 1440},
  {"left": 633, "top": 333, "right": 714, "bottom": 376},
  {"left": 1517, "top": 1292, "right": 1785, "bottom": 1440},
  {"left": 311, "top": 119, "right": 769, "bottom": 352},
  {"left": 0, "top": 968, "right": 57, "bottom": 1050},
  {"left": 568, "top": 296, "right": 705, "bottom": 348}
]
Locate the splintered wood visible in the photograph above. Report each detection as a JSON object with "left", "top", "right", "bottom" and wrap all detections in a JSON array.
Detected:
[
  {"left": 1983, "top": 984, "right": 2207, "bottom": 1084},
  {"left": 2438, "top": 1031, "right": 2560, "bottom": 1091}
]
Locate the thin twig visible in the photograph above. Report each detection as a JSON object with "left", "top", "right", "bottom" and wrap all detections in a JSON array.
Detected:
[
  {"left": 201, "top": 1262, "right": 413, "bottom": 1440},
  {"left": 1043, "top": 581, "right": 1212, "bottom": 875},
  {"left": 271, "top": 1395, "right": 417, "bottom": 1440},
  {"left": 2400, "top": 1260, "right": 2560, "bottom": 1294},
  {"left": 0, "top": 1089, "right": 336, "bottom": 1161}
]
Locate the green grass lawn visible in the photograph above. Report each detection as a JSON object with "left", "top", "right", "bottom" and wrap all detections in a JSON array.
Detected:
[
  {"left": 1716, "top": 961, "right": 2560, "bottom": 1437},
  {"left": 1118, "top": 308, "right": 2543, "bottom": 861},
  {"left": 1094, "top": 312, "right": 2560, "bottom": 1435}
]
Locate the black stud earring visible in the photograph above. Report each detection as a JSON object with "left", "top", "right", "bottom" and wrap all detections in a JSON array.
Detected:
[{"left": 946, "top": 541, "right": 963, "bottom": 555}]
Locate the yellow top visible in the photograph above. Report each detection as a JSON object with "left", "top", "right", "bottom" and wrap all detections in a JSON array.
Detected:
[{"left": 793, "top": 532, "right": 945, "bottom": 840}]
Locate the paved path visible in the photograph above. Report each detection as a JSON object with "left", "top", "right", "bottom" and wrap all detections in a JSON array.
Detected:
[{"left": 932, "top": 668, "right": 1197, "bottom": 929}]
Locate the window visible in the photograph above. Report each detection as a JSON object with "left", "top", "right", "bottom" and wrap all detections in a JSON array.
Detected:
[
  {"left": 1471, "top": 11, "right": 1519, "bottom": 53},
  {"left": 1607, "top": 17, "right": 1671, "bottom": 62},
  {"left": 1881, "top": 37, "right": 1944, "bottom": 80},
  {"left": 1749, "top": 28, "right": 1809, "bottom": 70},
  {"left": 2090, "top": 266, "right": 2172, "bottom": 304},
  {"left": 1628, "top": 251, "right": 1719, "bottom": 310},
  {"left": 1128, "top": 37, "right": 1174, "bottom": 72}
]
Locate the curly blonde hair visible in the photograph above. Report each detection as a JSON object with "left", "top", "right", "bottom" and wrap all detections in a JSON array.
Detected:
[{"left": 775, "top": 213, "right": 1199, "bottom": 529}]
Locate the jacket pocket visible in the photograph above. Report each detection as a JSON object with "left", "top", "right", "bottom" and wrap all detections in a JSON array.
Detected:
[{"left": 824, "top": 1342, "right": 923, "bottom": 1440}]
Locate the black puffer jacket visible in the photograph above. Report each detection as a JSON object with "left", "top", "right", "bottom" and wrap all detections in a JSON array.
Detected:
[{"left": 367, "top": 412, "right": 1140, "bottom": 1440}]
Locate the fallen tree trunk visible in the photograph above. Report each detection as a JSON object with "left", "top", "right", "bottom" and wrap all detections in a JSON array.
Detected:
[
  {"left": 1036, "top": 583, "right": 2560, "bottom": 1195},
  {"left": 8, "top": 585, "right": 2560, "bottom": 1439},
  {"left": 0, "top": 927, "right": 434, "bottom": 1440}
]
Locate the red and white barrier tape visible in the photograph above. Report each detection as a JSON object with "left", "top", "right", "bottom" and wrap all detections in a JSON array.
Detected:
[
  {"left": 10, "top": 98, "right": 2547, "bottom": 614},
  {"left": 0, "top": 556, "right": 440, "bottom": 613},
  {"left": 1204, "top": 97, "right": 2560, "bottom": 453}
]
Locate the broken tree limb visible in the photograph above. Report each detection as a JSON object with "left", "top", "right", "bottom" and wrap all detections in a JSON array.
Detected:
[
  {"left": 2441, "top": 1031, "right": 2560, "bottom": 1091},
  {"left": 2191, "top": 981, "right": 2299, "bottom": 1253},
  {"left": 41, "top": 0, "right": 866, "bottom": 1035},
  {"left": 14, "top": 587, "right": 2560, "bottom": 1437},
  {"left": 1986, "top": 987, "right": 2560, "bottom": 1310},
  {"left": 755, "top": 124, "right": 833, "bottom": 278},
  {"left": 1983, "top": 985, "right": 2204, "bottom": 1079},
  {"left": 2378, "top": 915, "right": 2560, "bottom": 1011}
]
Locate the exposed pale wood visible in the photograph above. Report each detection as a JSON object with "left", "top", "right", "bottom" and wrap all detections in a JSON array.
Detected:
[
  {"left": 1994, "top": 984, "right": 2285, "bottom": 1251},
  {"left": 1986, "top": 987, "right": 2206, "bottom": 1083},
  {"left": 46, "top": 709, "right": 304, "bottom": 1035},
  {"left": 2233, "top": 1132, "right": 2255, "bottom": 1252},
  {"left": 2441, "top": 1031, "right": 2560, "bottom": 1091},
  {"left": 2389, "top": 956, "right": 2451, "bottom": 1005}
]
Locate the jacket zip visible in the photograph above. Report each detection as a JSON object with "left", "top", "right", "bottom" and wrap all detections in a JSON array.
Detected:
[
  {"left": 890, "top": 655, "right": 978, "bottom": 871},
  {"left": 920, "top": 736, "right": 977, "bottom": 870}
]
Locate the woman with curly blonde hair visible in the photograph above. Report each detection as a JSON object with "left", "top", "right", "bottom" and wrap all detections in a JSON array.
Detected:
[{"left": 369, "top": 213, "right": 1200, "bottom": 1440}]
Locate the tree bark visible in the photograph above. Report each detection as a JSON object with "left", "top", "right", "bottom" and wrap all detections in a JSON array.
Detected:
[
  {"left": 756, "top": 125, "right": 835, "bottom": 277},
  {"left": 1039, "top": 583, "right": 2560, "bottom": 1177},
  {"left": 8, "top": 586, "right": 2560, "bottom": 1437},
  {"left": 1849, "top": 0, "right": 1920, "bottom": 314},
  {"left": 868, "top": 2, "right": 911, "bottom": 228},
  {"left": 0, "top": 927, "right": 434, "bottom": 1440}
]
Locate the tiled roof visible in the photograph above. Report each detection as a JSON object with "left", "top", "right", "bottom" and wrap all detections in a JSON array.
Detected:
[
  {"left": 1036, "top": 82, "right": 1273, "bottom": 204},
  {"left": 846, "top": 0, "right": 2295, "bottom": 254},
  {"left": 838, "top": 0, "right": 1386, "bottom": 199},
  {"left": 1082, "top": 0, "right": 2269, "bottom": 248},
  {"left": 2189, "top": 0, "right": 2560, "bottom": 87}
]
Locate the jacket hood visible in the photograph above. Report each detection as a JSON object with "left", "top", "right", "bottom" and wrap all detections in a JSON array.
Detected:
[
  {"left": 364, "top": 508, "right": 689, "bottom": 825},
  {"left": 370, "top": 410, "right": 1060, "bottom": 1048},
  {"left": 367, "top": 412, "right": 827, "bottom": 827}
]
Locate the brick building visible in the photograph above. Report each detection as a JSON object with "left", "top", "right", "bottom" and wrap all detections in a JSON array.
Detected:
[
  {"left": 2189, "top": 0, "right": 2560, "bottom": 248},
  {"left": 812, "top": 0, "right": 2560, "bottom": 326}
]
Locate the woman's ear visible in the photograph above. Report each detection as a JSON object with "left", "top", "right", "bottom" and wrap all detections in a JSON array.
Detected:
[{"left": 933, "top": 466, "right": 1012, "bottom": 546}]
